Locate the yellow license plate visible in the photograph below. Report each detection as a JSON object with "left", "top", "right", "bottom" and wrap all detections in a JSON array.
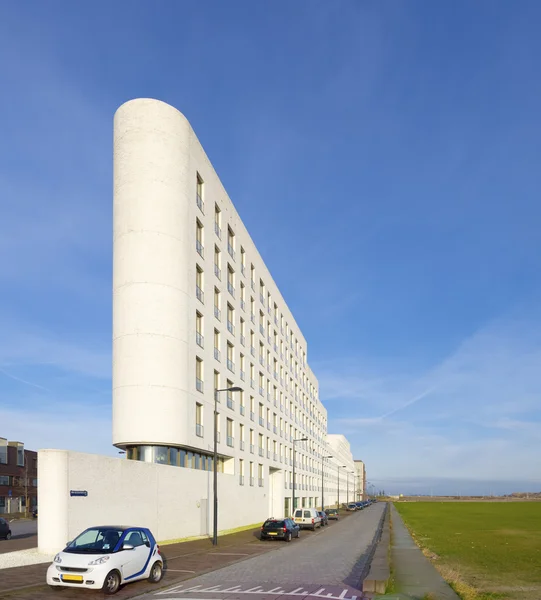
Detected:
[
  {"left": 294, "top": 518, "right": 301, "bottom": 522},
  {"left": 268, "top": 532, "right": 277, "bottom": 535},
  {"left": 62, "top": 575, "right": 83, "bottom": 582}
]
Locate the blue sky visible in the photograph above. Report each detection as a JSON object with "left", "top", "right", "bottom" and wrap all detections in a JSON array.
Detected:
[{"left": 1, "top": 1, "right": 540, "bottom": 495}]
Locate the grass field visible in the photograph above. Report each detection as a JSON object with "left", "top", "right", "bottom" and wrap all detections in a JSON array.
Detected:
[{"left": 394, "top": 502, "right": 541, "bottom": 600}]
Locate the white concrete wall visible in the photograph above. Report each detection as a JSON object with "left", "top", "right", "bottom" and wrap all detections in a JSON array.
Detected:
[{"left": 38, "top": 450, "right": 267, "bottom": 554}]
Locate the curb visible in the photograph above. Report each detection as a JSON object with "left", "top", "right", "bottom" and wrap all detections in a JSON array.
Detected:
[{"left": 362, "top": 504, "right": 391, "bottom": 594}]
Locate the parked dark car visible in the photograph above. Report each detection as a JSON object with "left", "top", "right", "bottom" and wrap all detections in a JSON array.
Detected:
[
  {"left": 260, "top": 518, "right": 300, "bottom": 542},
  {"left": 32, "top": 507, "right": 38, "bottom": 519},
  {"left": 355, "top": 501, "right": 364, "bottom": 510},
  {"left": 0, "top": 517, "right": 12, "bottom": 540},
  {"left": 317, "top": 511, "right": 328, "bottom": 526},
  {"left": 325, "top": 508, "right": 339, "bottom": 520},
  {"left": 347, "top": 503, "right": 357, "bottom": 511}
]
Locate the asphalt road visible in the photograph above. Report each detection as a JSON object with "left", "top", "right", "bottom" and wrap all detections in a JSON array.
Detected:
[
  {"left": 138, "top": 503, "right": 386, "bottom": 600},
  {"left": 0, "top": 519, "right": 37, "bottom": 554}
]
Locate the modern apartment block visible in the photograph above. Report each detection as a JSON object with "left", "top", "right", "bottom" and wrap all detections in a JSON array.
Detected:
[
  {"left": 0, "top": 438, "right": 38, "bottom": 515},
  {"left": 112, "top": 98, "right": 354, "bottom": 519}
]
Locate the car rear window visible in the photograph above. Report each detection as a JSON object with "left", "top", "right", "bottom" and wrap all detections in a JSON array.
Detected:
[
  {"left": 264, "top": 520, "right": 284, "bottom": 527},
  {"left": 294, "top": 510, "right": 302, "bottom": 517},
  {"left": 304, "top": 510, "right": 311, "bottom": 518}
]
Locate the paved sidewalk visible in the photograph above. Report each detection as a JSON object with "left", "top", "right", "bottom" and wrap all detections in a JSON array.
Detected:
[
  {"left": 0, "top": 510, "right": 357, "bottom": 600},
  {"left": 390, "top": 504, "right": 460, "bottom": 600}
]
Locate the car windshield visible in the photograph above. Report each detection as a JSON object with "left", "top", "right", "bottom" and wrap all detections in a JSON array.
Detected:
[{"left": 65, "top": 527, "right": 124, "bottom": 554}]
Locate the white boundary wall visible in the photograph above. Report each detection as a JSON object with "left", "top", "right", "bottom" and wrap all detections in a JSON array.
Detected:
[{"left": 38, "top": 450, "right": 270, "bottom": 554}]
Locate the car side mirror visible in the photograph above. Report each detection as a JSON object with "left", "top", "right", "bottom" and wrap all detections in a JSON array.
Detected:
[{"left": 122, "top": 543, "right": 135, "bottom": 550}]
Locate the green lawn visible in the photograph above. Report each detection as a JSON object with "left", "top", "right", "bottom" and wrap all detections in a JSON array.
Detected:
[{"left": 394, "top": 502, "right": 541, "bottom": 600}]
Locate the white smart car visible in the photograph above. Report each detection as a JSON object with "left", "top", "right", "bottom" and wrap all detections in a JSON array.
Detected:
[{"left": 47, "top": 525, "right": 163, "bottom": 594}]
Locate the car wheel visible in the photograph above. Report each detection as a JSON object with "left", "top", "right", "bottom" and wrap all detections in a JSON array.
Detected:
[
  {"left": 286, "top": 532, "right": 292, "bottom": 543},
  {"left": 148, "top": 561, "right": 163, "bottom": 583},
  {"left": 102, "top": 570, "right": 121, "bottom": 595},
  {"left": 5, "top": 532, "right": 11, "bottom": 540}
]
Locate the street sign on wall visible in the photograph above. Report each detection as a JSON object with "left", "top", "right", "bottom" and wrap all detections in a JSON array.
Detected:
[{"left": 69, "top": 490, "right": 88, "bottom": 497}]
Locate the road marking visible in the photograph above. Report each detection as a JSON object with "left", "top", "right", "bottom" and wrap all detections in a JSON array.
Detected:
[
  {"left": 166, "top": 569, "right": 197, "bottom": 573},
  {"left": 211, "top": 552, "right": 249, "bottom": 556},
  {"left": 154, "top": 584, "right": 358, "bottom": 600}
]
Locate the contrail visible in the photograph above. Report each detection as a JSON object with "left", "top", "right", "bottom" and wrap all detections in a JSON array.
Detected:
[
  {"left": 379, "top": 386, "right": 437, "bottom": 420},
  {"left": 0, "top": 366, "right": 51, "bottom": 392}
]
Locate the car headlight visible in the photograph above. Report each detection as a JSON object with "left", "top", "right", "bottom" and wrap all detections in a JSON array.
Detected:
[
  {"left": 54, "top": 554, "right": 62, "bottom": 564},
  {"left": 88, "top": 556, "right": 110, "bottom": 566}
]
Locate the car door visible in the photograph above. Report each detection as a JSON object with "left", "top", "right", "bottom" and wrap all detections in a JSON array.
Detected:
[{"left": 122, "top": 530, "right": 151, "bottom": 580}]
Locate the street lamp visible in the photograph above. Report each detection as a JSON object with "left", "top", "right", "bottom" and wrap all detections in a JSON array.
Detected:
[
  {"left": 321, "top": 455, "right": 333, "bottom": 510},
  {"left": 292, "top": 437, "right": 308, "bottom": 514},
  {"left": 337, "top": 465, "right": 346, "bottom": 510},
  {"left": 213, "top": 386, "right": 243, "bottom": 546}
]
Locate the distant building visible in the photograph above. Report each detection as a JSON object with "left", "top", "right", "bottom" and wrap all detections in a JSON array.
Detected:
[
  {"left": 354, "top": 459, "right": 366, "bottom": 500},
  {"left": 0, "top": 438, "right": 38, "bottom": 515}
]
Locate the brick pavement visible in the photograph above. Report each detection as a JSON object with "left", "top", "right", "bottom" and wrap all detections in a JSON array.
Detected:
[
  {"left": 135, "top": 503, "right": 386, "bottom": 600},
  {"left": 0, "top": 511, "right": 357, "bottom": 600}
]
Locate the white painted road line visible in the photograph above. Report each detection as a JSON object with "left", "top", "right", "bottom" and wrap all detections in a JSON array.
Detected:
[
  {"left": 154, "top": 585, "right": 358, "bottom": 600},
  {"left": 165, "top": 569, "right": 197, "bottom": 573}
]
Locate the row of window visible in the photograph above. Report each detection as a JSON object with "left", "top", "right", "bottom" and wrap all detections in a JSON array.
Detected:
[
  {"left": 125, "top": 446, "right": 226, "bottom": 472},
  {"left": 0, "top": 475, "right": 38, "bottom": 487}
]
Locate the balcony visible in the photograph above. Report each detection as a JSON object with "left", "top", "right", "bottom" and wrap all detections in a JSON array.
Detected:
[
  {"left": 241, "top": 264, "right": 245, "bottom": 276},
  {"left": 228, "top": 243, "right": 235, "bottom": 260},
  {"left": 273, "top": 426, "right": 277, "bottom": 434},
  {"left": 196, "top": 423, "right": 204, "bottom": 437},
  {"left": 260, "top": 294, "right": 265, "bottom": 306},
  {"left": 196, "top": 286, "right": 204, "bottom": 303},
  {"left": 196, "top": 332, "right": 204, "bottom": 348},
  {"left": 227, "top": 321, "right": 235, "bottom": 335},
  {"left": 214, "top": 348, "right": 221, "bottom": 361},
  {"left": 240, "top": 405, "right": 245, "bottom": 416},
  {"left": 214, "top": 306, "right": 221, "bottom": 321},
  {"left": 250, "top": 477, "right": 255, "bottom": 486},
  {"left": 259, "top": 356, "right": 265, "bottom": 367},
  {"left": 268, "top": 336, "right": 272, "bottom": 345},
  {"left": 259, "top": 416, "right": 264, "bottom": 426},
  {"left": 258, "top": 478, "right": 264, "bottom": 487},
  {"left": 259, "top": 325, "right": 265, "bottom": 335},
  {"left": 258, "top": 448, "right": 264, "bottom": 457},
  {"left": 240, "top": 440, "right": 245, "bottom": 450},
  {"left": 214, "top": 264, "right": 221, "bottom": 280},
  {"left": 196, "top": 240, "right": 204, "bottom": 258},
  {"left": 251, "top": 280, "right": 255, "bottom": 291},
  {"left": 196, "top": 193, "right": 204, "bottom": 213},
  {"left": 227, "top": 359, "right": 235, "bottom": 372},
  {"left": 250, "top": 411, "right": 255, "bottom": 421},
  {"left": 251, "top": 314, "right": 255, "bottom": 324},
  {"left": 196, "top": 378, "right": 204, "bottom": 393},
  {"left": 250, "top": 378, "right": 255, "bottom": 389},
  {"left": 227, "top": 397, "right": 234, "bottom": 410},
  {"left": 227, "top": 282, "right": 235, "bottom": 297},
  {"left": 240, "top": 299, "right": 245, "bottom": 311},
  {"left": 227, "top": 436, "right": 234, "bottom": 447},
  {"left": 240, "top": 369, "right": 245, "bottom": 381},
  {"left": 214, "top": 222, "right": 221, "bottom": 239},
  {"left": 259, "top": 387, "right": 264, "bottom": 396},
  {"left": 273, "top": 453, "right": 277, "bottom": 461},
  {"left": 239, "top": 475, "right": 244, "bottom": 485},
  {"left": 240, "top": 335, "right": 245, "bottom": 346},
  {"left": 250, "top": 346, "right": 255, "bottom": 357}
]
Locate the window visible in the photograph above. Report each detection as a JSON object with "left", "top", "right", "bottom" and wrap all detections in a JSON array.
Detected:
[
  {"left": 240, "top": 318, "right": 246, "bottom": 346},
  {"left": 227, "top": 418, "right": 234, "bottom": 446},
  {"left": 227, "top": 304, "right": 235, "bottom": 335},
  {"left": 240, "top": 282, "right": 246, "bottom": 310},
  {"left": 214, "top": 288, "right": 221, "bottom": 320},
  {"left": 196, "top": 312, "right": 204, "bottom": 348},
  {"left": 250, "top": 462, "right": 255, "bottom": 486},
  {"left": 0, "top": 475, "right": 10, "bottom": 485},
  {"left": 196, "top": 266, "right": 204, "bottom": 303},
  {"left": 259, "top": 403, "right": 264, "bottom": 426},
  {"left": 239, "top": 423, "right": 245, "bottom": 450},
  {"left": 227, "top": 342, "right": 235, "bottom": 372},
  {"left": 250, "top": 264, "right": 255, "bottom": 290},
  {"left": 196, "top": 220, "right": 204, "bottom": 257},
  {"left": 250, "top": 428, "right": 255, "bottom": 453},
  {"left": 214, "top": 246, "right": 221, "bottom": 280},
  {"left": 196, "top": 357, "right": 203, "bottom": 392},
  {"left": 239, "top": 459, "right": 245, "bottom": 485},
  {"left": 258, "top": 463, "right": 264, "bottom": 487},
  {"left": 196, "top": 173, "right": 204, "bottom": 213},
  {"left": 196, "top": 403, "right": 204, "bottom": 437},
  {"left": 214, "top": 204, "right": 221, "bottom": 238},
  {"left": 227, "top": 227, "right": 235, "bottom": 260},
  {"left": 227, "top": 265, "right": 235, "bottom": 297},
  {"left": 258, "top": 433, "right": 264, "bottom": 456},
  {"left": 0, "top": 440, "right": 6, "bottom": 465},
  {"left": 240, "top": 247, "right": 246, "bottom": 275},
  {"left": 214, "top": 371, "right": 220, "bottom": 396},
  {"left": 240, "top": 353, "right": 246, "bottom": 382},
  {"left": 259, "top": 280, "right": 265, "bottom": 305},
  {"left": 214, "top": 329, "right": 221, "bottom": 361}
]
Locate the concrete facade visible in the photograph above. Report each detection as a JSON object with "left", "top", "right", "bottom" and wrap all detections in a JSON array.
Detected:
[
  {"left": 38, "top": 98, "right": 357, "bottom": 552},
  {"left": 354, "top": 459, "right": 366, "bottom": 500}
]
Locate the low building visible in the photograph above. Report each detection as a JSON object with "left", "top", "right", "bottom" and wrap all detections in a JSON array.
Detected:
[{"left": 0, "top": 438, "right": 38, "bottom": 515}]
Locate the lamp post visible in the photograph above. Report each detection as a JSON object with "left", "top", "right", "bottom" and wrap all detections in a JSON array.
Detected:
[
  {"left": 292, "top": 437, "right": 308, "bottom": 514},
  {"left": 321, "top": 455, "right": 333, "bottom": 510},
  {"left": 213, "top": 386, "right": 242, "bottom": 546},
  {"left": 337, "top": 465, "right": 346, "bottom": 510}
]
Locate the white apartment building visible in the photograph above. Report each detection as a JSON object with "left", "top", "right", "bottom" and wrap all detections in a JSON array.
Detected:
[
  {"left": 112, "top": 97, "right": 356, "bottom": 521},
  {"left": 354, "top": 459, "right": 366, "bottom": 500},
  {"left": 37, "top": 99, "right": 358, "bottom": 553}
]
